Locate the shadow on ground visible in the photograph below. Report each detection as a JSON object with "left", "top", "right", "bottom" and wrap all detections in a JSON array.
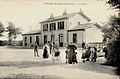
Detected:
[
  {"left": 0, "top": 60, "right": 63, "bottom": 68},
  {"left": 1, "top": 73, "right": 64, "bottom": 79},
  {"left": 62, "top": 61, "right": 117, "bottom": 75}
]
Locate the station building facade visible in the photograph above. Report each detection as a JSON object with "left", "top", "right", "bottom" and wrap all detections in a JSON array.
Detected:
[{"left": 22, "top": 10, "right": 103, "bottom": 48}]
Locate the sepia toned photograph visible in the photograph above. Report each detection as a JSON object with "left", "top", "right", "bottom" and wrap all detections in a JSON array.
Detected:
[{"left": 0, "top": 0, "right": 119, "bottom": 79}]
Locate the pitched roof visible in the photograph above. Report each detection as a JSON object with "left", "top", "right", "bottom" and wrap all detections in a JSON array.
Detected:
[
  {"left": 68, "top": 23, "right": 102, "bottom": 31},
  {"left": 22, "top": 30, "right": 41, "bottom": 36},
  {"left": 40, "top": 12, "right": 91, "bottom": 23}
]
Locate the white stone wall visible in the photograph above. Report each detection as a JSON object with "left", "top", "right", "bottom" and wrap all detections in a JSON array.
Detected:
[
  {"left": 41, "top": 19, "right": 67, "bottom": 31},
  {"left": 67, "top": 13, "right": 89, "bottom": 30},
  {"left": 41, "top": 19, "right": 68, "bottom": 47},
  {"left": 85, "top": 27, "right": 103, "bottom": 43},
  {"left": 40, "top": 13, "right": 90, "bottom": 47},
  {"left": 68, "top": 31, "right": 85, "bottom": 47},
  {"left": 41, "top": 30, "right": 67, "bottom": 47}
]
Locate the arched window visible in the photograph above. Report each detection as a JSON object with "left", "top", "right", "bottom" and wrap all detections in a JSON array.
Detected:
[{"left": 73, "top": 33, "right": 77, "bottom": 43}]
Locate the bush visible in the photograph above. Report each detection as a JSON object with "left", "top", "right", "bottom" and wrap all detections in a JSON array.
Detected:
[{"left": 106, "top": 34, "right": 120, "bottom": 66}]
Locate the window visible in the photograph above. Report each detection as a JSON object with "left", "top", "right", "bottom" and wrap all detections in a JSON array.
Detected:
[
  {"left": 59, "top": 34, "right": 64, "bottom": 47},
  {"left": 50, "top": 23, "right": 56, "bottom": 31},
  {"left": 25, "top": 37, "right": 27, "bottom": 42},
  {"left": 43, "top": 24, "right": 48, "bottom": 31},
  {"left": 44, "top": 35, "right": 47, "bottom": 44},
  {"left": 73, "top": 33, "right": 77, "bottom": 43},
  {"left": 30, "top": 36, "right": 32, "bottom": 43},
  {"left": 58, "top": 21, "right": 64, "bottom": 30},
  {"left": 24, "top": 37, "right": 27, "bottom": 46},
  {"left": 51, "top": 34, "right": 55, "bottom": 42}
]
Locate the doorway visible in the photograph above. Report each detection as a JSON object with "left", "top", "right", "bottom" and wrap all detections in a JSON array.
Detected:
[
  {"left": 59, "top": 34, "right": 63, "bottom": 47},
  {"left": 44, "top": 35, "right": 47, "bottom": 44}
]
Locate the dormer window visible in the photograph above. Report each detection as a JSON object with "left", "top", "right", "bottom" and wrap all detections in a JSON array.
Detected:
[{"left": 43, "top": 24, "right": 48, "bottom": 31}]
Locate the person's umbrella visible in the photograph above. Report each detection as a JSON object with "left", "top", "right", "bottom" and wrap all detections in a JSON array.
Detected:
[{"left": 67, "top": 45, "right": 77, "bottom": 50}]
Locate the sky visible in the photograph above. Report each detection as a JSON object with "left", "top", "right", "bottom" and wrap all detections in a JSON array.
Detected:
[{"left": 0, "top": 0, "right": 116, "bottom": 34}]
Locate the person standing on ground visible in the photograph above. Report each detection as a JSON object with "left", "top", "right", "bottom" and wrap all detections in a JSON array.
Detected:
[
  {"left": 43, "top": 42, "right": 49, "bottom": 58},
  {"left": 33, "top": 42, "right": 39, "bottom": 57},
  {"left": 90, "top": 47, "right": 97, "bottom": 62},
  {"left": 103, "top": 47, "right": 108, "bottom": 59},
  {"left": 85, "top": 46, "right": 91, "bottom": 61},
  {"left": 52, "top": 42, "right": 60, "bottom": 63},
  {"left": 82, "top": 41, "right": 86, "bottom": 49},
  {"left": 48, "top": 41, "right": 52, "bottom": 54}
]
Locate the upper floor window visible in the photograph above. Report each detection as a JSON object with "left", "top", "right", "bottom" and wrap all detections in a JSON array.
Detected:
[
  {"left": 58, "top": 21, "right": 64, "bottom": 30},
  {"left": 50, "top": 23, "right": 56, "bottom": 31},
  {"left": 43, "top": 24, "right": 48, "bottom": 31},
  {"left": 73, "top": 33, "right": 77, "bottom": 43}
]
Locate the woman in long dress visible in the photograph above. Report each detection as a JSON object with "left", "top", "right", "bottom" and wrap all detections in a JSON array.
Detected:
[
  {"left": 90, "top": 47, "right": 97, "bottom": 62},
  {"left": 43, "top": 43, "right": 49, "bottom": 58},
  {"left": 67, "top": 45, "right": 78, "bottom": 64}
]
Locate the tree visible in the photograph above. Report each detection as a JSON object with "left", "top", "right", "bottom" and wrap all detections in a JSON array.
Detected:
[
  {"left": 102, "top": 0, "right": 120, "bottom": 66},
  {"left": 107, "top": 0, "right": 120, "bottom": 9},
  {"left": 0, "top": 22, "right": 5, "bottom": 36},
  {"left": 6, "top": 22, "right": 22, "bottom": 45}
]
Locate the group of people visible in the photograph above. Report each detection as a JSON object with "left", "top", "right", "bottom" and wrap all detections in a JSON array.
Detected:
[
  {"left": 33, "top": 41, "right": 108, "bottom": 64},
  {"left": 81, "top": 46, "right": 97, "bottom": 63},
  {"left": 33, "top": 41, "right": 60, "bottom": 60}
]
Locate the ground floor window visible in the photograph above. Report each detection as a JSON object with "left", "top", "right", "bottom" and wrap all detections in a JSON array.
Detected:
[
  {"left": 44, "top": 35, "right": 47, "bottom": 44},
  {"left": 51, "top": 34, "right": 55, "bottom": 42},
  {"left": 73, "top": 33, "right": 77, "bottom": 43},
  {"left": 24, "top": 37, "right": 27, "bottom": 46},
  {"left": 25, "top": 43, "right": 27, "bottom": 46},
  {"left": 30, "top": 36, "right": 32, "bottom": 44},
  {"left": 59, "top": 34, "right": 63, "bottom": 47}
]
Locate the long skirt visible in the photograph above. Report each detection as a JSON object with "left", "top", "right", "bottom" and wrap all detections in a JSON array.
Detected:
[
  {"left": 68, "top": 51, "right": 77, "bottom": 64},
  {"left": 43, "top": 48, "right": 49, "bottom": 58}
]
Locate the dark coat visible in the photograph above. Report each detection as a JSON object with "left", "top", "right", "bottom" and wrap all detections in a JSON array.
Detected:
[
  {"left": 43, "top": 46, "right": 49, "bottom": 58},
  {"left": 82, "top": 49, "right": 91, "bottom": 59},
  {"left": 68, "top": 49, "right": 77, "bottom": 64}
]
